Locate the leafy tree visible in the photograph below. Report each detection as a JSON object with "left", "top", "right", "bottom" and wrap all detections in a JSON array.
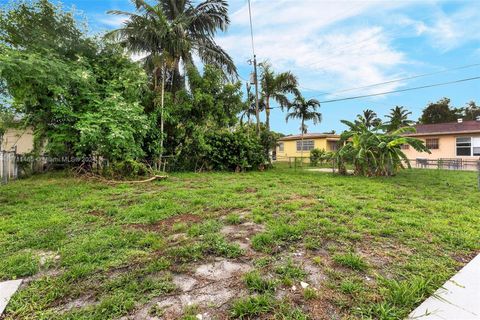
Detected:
[
  {"left": 108, "top": 0, "right": 237, "bottom": 90},
  {"left": 385, "top": 106, "right": 414, "bottom": 132},
  {"left": 286, "top": 96, "right": 322, "bottom": 159},
  {"left": 336, "top": 120, "right": 429, "bottom": 176},
  {"left": 419, "top": 98, "right": 462, "bottom": 124},
  {"left": 162, "top": 65, "right": 244, "bottom": 170},
  {"left": 259, "top": 62, "right": 298, "bottom": 130},
  {"left": 355, "top": 109, "right": 382, "bottom": 129},
  {"left": 0, "top": 0, "right": 95, "bottom": 59},
  {"left": 462, "top": 101, "right": 480, "bottom": 121},
  {"left": 0, "top": 39, "right": 150, "bottom": 160}
]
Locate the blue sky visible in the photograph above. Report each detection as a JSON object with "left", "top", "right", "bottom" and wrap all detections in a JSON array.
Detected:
[{"left": 37, "top": 0, "right": 480, "bottom": 134}]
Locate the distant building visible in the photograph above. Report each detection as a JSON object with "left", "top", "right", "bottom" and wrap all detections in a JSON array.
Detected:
[
  {"left": 0, "top": 127, "right": 35, "bottom": 154},
  {"left": 276, "top": 133, "right": 340, "bottom": 159},
  {"left": 403, "top": 119, "right": 480, "bottom": 159}
]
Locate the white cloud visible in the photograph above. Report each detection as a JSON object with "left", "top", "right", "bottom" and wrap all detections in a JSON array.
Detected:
[
  {"left": 97, "top": 15, "right": 128, "bottom": 28},
  {"left": 218, "top": 1, "right": 410, "bottom": 95},
  {"left": 422, "top": 5, "right": 480, "bottom": 51}
]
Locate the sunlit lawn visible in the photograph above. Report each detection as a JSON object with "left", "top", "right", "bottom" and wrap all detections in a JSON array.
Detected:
[{"left": 0, "top": 166, "right": 479, "bottom": 319}]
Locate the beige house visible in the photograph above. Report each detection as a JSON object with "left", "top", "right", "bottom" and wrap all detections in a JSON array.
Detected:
[
  {"left": 275, "top": 133, "right": 340, "bottom": 160},
  {"left": 403, "top": 120, "right": 480, "bottom": 160},
  {"left": 0, "top": 127, "right": 35, "bottom": 154}
]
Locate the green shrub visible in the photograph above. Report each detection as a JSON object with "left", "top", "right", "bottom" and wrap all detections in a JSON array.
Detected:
[
  {"left": 204, "top": 130, "right": 267, "bottom": 171},
  {"left": 309, "top": 148, "right": 325, "bottom": 166}
]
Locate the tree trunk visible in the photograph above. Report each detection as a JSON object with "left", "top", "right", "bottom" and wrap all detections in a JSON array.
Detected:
[
  {"left": 265, "top": 97, "right": 270, "bottom": 131},
  {"left": 159, "top": 66, "right": 165, "bottom": 163},
  {"left": 300, "top": 117, "right": 304, "bottom": 167}
]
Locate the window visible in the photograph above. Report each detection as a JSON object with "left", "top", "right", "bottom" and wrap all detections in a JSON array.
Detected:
[
  {"left": 278, "top": 142, "right": 284, "bottom": 152},
  {"left": 473, "top": 137, "right": 480, "bottom": 156},
  {"left": 425, "top": 138, "right": 439, "bottom": 150},
  {"left": 456, "top": 137, "right": 471, "bottom": 156},
  {"left": 328, "top": 141, "right": 339, "bottom": 151},
  {"left": 401, "top": 144, "right": 410, "bottom": 150},
  {"left": 296, "top": 140, "right": 314, "bottom": 151}
]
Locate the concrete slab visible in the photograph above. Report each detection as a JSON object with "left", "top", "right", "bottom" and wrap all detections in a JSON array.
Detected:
[
  {"left": 0, "top": 279, "right": 22, "bottom": 315},
  {"left": 409, "top": 254, "right": 480, "bottom": 319}
]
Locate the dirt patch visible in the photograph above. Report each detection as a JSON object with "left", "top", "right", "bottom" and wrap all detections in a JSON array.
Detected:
[
  {"left": 128, "top": 214, "right": 202, "bottom": 232},
  {"left": 126, "top": 259, "right": 251, "bottom": 320},
  {"left": 55, "top": 294, "right": 98, "bottom": 313},
  {"left": 220, "top": 222, "right": 265, "bottom": 256},
  {"left": 194, "top": 260, "right": 252, "bottom": 280},
  {"left": 243, "top": 187, "right": 257, "bottom": 193}
]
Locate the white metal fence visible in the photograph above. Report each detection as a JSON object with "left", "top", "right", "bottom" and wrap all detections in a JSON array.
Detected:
[{"left": 0, "top": 151, "right": 18, "bottom": 184}]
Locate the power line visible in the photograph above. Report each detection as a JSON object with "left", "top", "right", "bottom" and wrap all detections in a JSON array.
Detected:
[
  {"left": 317, "top": 76, "right": 480, "bottom": 104},
  {"left": 306, "top": 62, "right": 480, "bottom": 98},
  {"left": 267, "top": 76, "right": 480, "bottom": 109}
]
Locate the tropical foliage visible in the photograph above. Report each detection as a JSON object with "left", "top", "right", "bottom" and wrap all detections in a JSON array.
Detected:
[
  {"left": 385, "top": 106, "right": 414, "bottom": 132},
  {"left": 336, "top": 120, "right": 429, "bottom": 176},
  {"left": 286, "top": 96, "right": 322, "bottom": 158},
  {"left": 259, "top": 62, "right": 298, "bottom": 130}
]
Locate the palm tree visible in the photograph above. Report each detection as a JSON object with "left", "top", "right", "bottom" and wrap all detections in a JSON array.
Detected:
[
  {"left": 385, "top": 106, "right": 413, "bottom": 132},
  {"left": 108, "top": 0, "right": 237, "bottom": 91},
  {"left": 337, "top": 120, "right": 429, "bottom": 176},
  {"left": 107, "top": 0, "right": 236, "bottom": 161},
  {"left": 286, "top": 96, "right": 322, "bottom": 160},
  {"left": 355, "top": 109, "right": 382, "bottom": 129},
  {"left": 259, "top": 62, "right": 299, "bottom": 130}
]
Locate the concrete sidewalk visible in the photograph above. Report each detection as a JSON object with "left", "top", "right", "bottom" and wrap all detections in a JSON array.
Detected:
[
  {"left": 0, "top": 279, "right": 22, "bottom": 315},
  {"left": 409, "top": 254, "right": 480, "bottom": 319}
]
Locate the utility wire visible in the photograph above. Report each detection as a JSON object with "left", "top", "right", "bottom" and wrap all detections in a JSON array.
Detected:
[
  {"left": 316, "top": 76, "right": 480, "bottom": 104},
  {"left": 267, "top": 76, "right": 480, "bottom": 109},
  {"left": 306, "top": 62, "right": 480, "bottom": 98}
]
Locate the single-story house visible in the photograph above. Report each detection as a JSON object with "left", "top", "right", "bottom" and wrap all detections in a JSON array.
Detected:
[
  {"left": 402, "top": 119, "right": 480, "bottom": 160},
  {"left": 0, "top": 127, "right": 35, "bottom": 154},
  {"left": 276, "top": 133, "right": 340, "bottom": 160}
]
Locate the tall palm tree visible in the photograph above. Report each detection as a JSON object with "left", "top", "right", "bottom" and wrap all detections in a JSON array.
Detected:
[
  {"left": 107, "top": 0, "right": 236, "bottom": 160},
  {"left": 108, "top": 0, "right": 237, "bottom": 91},
  {"left": 385, "top": 106, "right": 413, "bottom": 132},
  {"left": 259, "top": 62, "right": 298, "bottom": 130},
  {"left": 286, "top": 96, "right": 322, "bottom": 160},
  {"left": 355, "top": 109, "right": 382, "bottom": 129}
]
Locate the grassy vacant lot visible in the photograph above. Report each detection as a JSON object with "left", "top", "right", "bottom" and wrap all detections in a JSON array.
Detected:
[{"left": 1, "top": 167, "right": 479, "bottom": 319}]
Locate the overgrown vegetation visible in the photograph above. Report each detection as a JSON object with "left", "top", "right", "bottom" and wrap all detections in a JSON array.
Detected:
[{"left": 1, "top": 167, "right": 478, "bottom": 319}]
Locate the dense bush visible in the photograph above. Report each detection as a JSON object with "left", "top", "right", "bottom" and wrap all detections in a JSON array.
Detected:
[
  {"left": 204, "top": 131, "right": 266, "bottom": 171},
  {"left": 309, "top": 148, "right": 325, "bottom": 166}
]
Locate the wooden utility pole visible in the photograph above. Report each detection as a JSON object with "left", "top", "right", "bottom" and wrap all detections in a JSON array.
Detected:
[
  {"left": 248, "top": 0, "right": 260, "bottom": 136},
  {"left": 253, "top": 55, "right": 260, "bottom": 136}
]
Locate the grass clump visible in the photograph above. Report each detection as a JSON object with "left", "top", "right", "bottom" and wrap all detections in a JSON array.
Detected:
[
  {"left": 333, "top": 252, "right": 368, "bottom": 271},
  {"left": 230, "top": 295, "right": 274, "bottom": 319},
  {"left": 244, "top": 271, "right": 277, "bottom": 294},
  {"left": 275, "top": 259, "right": 306, "bottom": 285},
  {"left": 340, "top": 279, "right": 363, "bottom": 294},
  {"left": 226, "top": 213, "right": 243, "bottom": 225},
  {"left": 359, "top": 276, "right": 435, "bottom": 319},
  {"left": 303, "top": 287, "right": 318, "bottom": 300}
]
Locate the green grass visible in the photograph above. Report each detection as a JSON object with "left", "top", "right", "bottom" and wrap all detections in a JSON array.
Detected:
[
  {"left": 333, "top": 252, "right": 368, "bottom": 271},
  {"left": 243, "top": 271, "right": 277, "bottom": 294},
  {"left": 0, "top": 167, "right": 479, "bottom": 319}
]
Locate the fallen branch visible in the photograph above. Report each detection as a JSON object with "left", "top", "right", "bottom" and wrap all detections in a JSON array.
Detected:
[{"left": 121, "top": 175, "right": 168, "bottom": 184}]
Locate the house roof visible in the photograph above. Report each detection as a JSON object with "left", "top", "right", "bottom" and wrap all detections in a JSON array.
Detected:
[
  {"left": 405, "top": 120, "right": 480, "bottom": 137},
  {"left": 278, "top": 133, "right": 340, "bottom": 141}
]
